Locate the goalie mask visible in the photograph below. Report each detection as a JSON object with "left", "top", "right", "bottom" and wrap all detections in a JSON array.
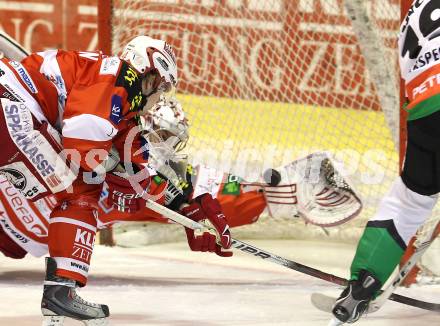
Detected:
[
  {"left": 138, "top": 96, "right": 189, "bottom": 168},
  {"left": 120, "top": 35, "right": 178, "bottom": 114}
]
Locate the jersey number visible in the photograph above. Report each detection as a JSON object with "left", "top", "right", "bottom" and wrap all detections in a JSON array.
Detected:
[{"left": 401, "top": 1, "right": 440, "bottom": 59}]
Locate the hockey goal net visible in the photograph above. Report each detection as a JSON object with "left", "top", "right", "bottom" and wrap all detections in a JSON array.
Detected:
[{"left": 98, "top": 0, "right": 439, "bottom": 279}]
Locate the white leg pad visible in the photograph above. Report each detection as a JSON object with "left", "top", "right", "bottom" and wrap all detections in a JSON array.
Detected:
[{"left": 370, "top": 177, "right": 438, "bottom": 245}]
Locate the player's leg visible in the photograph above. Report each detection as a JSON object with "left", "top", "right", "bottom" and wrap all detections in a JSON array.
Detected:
[
  {"left": 0, "top": 225, "right": 27, "bottom": 259},
  {"left": 42, "top": 191, "right": 109, "bottom": 324},
  {"left": 332, "top": 111, "right": 440, "bottom": 323}
]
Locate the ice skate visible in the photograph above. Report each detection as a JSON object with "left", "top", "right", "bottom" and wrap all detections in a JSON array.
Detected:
[
  {"left": 331, "top": 270, "right": 381, "bottom": 323},
  {"left": 41, "top": 257, "right": 109, "bottom": 326}
]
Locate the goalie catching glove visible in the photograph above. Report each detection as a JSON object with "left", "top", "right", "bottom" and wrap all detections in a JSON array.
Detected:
[{"left": 180, "top": 193, "right": 233, "bottom": 257}]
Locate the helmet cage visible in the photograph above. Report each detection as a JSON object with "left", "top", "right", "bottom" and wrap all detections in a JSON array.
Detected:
[{"left": 137, "top": 97, "right": 189, "bottom": 165}]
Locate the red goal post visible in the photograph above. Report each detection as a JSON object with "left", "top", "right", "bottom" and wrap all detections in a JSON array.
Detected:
[{"left": 96, "top": 0, "right": 438, "bottom": 281}]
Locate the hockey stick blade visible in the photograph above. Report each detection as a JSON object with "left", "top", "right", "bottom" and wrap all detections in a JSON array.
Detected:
[
  {"left": 310, "top": 295, "right": 344, "bottom": 326},
  {"left": 145, "top": 199, "right": 440, "bottom": 312},
  {"left": 311, "top": 293, "right": 335, "bottom": 313},
  {"left": 311, "top": 221, "right": 440, "bottom": 314},
  {"left": 311, "top": 292, "right": 440, "bottom": 314},
  {"left": 327, "top": 318, "right": 344, "bottom": 326}
]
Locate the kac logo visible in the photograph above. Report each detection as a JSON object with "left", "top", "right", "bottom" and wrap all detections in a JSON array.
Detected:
[{"left": 110, "top": 95, "right": 122, "bottom": 124}]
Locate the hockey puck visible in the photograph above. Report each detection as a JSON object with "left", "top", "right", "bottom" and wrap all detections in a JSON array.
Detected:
[{"left": 263, "top": 168, "right": 281, "bottom": 186}]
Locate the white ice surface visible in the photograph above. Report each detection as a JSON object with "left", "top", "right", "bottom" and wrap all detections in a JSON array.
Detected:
[{"left": 0, "top": 240, "right": 439, "bottom": 325}]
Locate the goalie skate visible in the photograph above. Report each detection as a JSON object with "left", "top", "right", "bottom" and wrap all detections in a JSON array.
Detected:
[{"left": 41, "top": 258, "right": 109, "bottom": 326}]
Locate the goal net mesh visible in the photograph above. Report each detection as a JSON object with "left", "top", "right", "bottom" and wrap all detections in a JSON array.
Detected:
[{"left": 106, "top": 0, "right": 438, "bottom": 275}]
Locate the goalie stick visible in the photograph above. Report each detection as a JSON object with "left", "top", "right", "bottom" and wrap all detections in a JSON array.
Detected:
[
  {"left": 144, "top": 198, "right": 440, "bottom": 312},
  {"left": 0, "top": 30, "right": 29, "bottom": 60},
  {"left": 311, "top": 219, "right": 440, "bottom": 320}
]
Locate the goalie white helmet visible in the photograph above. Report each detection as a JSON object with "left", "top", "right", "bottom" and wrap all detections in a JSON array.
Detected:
[
  {"left": 120, "top": 35, "right": 178, "bottom": 112},
  {"left": 139, "top": 96, "right": 189, "bottom": 166}
]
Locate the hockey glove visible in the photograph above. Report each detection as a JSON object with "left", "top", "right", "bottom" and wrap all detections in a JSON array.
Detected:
[
  {"left": 105, "top": 167, "right": 150, "bottom": 213},
  {"left": 180, "top": 193, "right": 232, "bottom": 257},
  {"left": 164, "top": 176, "right": 193, "bottom": 211}
]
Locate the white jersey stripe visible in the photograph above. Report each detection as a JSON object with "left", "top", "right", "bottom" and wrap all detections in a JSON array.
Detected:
[
  {"left": 62, "top": 114, "right": 115, "bottom": 142},
  {"left": 0, "top": 60, "right": 47, "bottom": 122},
  {"left": 53, "top": 257, "right": 89, "bottom": 278},
  {"left": 36, "top": 49, "right": 67, "bottom": 129},
  {"left": 50, "top": 217, "right": 97, "bottom": 232}
]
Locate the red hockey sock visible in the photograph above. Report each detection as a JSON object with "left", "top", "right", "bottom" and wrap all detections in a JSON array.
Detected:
[{"left": 48, "top": 202, "right": 97, "bottom": 286}]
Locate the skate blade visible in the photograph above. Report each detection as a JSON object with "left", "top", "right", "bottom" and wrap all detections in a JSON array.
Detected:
[
  {"left": 42, "top": 316, "right": 108, "bottom": 326},
  {"left": 42, "top": 309, "right": 108, "bottom": 326},
  {"left": 82, "top": 318, "right": 109, "bottom": 326},
  {"left": 42, "top": 315, "right": 65, "bottom": 326},
  {"left": 327, "top": 317, "right": 344, "bottom": 326}
]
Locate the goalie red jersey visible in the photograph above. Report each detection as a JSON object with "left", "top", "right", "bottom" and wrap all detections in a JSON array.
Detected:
[{"left": 97, "top": 164, "right": 268, "bottom": 228}]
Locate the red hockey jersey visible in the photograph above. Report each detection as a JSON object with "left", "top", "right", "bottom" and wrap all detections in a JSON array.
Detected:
[{"left": 21, "top": 50, "right": 149, "bottom": 172}]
